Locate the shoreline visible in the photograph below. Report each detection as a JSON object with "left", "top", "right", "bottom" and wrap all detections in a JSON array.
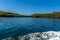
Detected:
[{"left": 0, "top": 17, "right": 60, "bottom": 19}]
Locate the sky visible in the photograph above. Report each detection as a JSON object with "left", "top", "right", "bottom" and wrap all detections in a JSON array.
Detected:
[{"left": 0, "top": 0, "right": 60, "bottom": 15}]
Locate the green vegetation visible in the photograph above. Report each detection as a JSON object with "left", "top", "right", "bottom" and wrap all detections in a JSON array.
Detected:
[
  {"left": 31, "top": 12, "right": 60, "bottom": 18},
  {"left": 32, "top": 13, "right": 52, "bottom": 18},
  {"left": 0, "top": 10, "right": 21, "bottom": 17},
  {"left": 52, "top": 12, "right": 60, "bottom": 18},
  {"left": 0, "top": 10, "right": 60, "bottom": 19}
]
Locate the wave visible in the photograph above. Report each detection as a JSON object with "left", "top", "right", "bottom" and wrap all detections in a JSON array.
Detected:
[{"left": 2, "top": 31, "right": 60, "bottom": 40}]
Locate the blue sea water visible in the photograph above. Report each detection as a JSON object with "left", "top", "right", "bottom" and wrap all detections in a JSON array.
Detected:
[{"left": 0, "top": 18, "right": 60, "bottom": 39}]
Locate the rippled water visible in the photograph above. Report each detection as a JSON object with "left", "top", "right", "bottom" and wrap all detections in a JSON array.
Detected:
[{"left": 0, "top": 18, "right": 60, "bottom": 40}]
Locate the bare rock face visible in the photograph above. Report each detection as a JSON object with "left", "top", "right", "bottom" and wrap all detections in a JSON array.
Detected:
[{"left": 2, "top": 31, "right": 60, "bottom": 40}]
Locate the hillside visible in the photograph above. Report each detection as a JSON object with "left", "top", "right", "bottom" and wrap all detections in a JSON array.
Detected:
[
  {"left": 0, "top": 11, "right": 60, "bottom": 18},
  {"left": 0, "top": 11, "right": 21, "bottom": 17},
  {"left": 53, "top": 12, "right": 60, "bottom": 18},
  {"left": 32, "top": 12, "right": 60, "bottom": 18}
]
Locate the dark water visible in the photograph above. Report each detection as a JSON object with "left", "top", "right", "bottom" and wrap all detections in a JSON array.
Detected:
[{"left": 0, "top": 18, "right": 60, "bottom": 39}]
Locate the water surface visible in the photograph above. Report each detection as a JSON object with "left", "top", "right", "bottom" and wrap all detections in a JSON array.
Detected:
[{"left": 0, "top": 18, "right": 60, "bottom": 39}]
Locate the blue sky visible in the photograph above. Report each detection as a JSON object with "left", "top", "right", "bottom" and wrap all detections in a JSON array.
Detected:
[{"left": 0, "top": 0, "right": 60, "bottom": 15}]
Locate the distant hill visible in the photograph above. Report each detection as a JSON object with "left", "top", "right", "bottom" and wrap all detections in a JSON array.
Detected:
[
  {"left": 0, "top": 10, "right": 21, "bottom": 17},
  {"left": 31, "top": 12, "right": 60, "bottom": 18},
  {"left": 52, "top": 12, "right": 60, "bottom": 18},
  {"left": 0, "top": 10, "right": 60, "bottom": 18}
]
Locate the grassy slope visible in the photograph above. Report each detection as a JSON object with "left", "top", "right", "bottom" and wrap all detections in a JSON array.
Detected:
[
  {"left": 0, "top": 10, "right": 60, "bottom": 18},
  {"left": 32, "top": 12, "right": 60, "bottom": 18},
  {"left": 0, "top": 11, "right": 21, "bottom": 17}
]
